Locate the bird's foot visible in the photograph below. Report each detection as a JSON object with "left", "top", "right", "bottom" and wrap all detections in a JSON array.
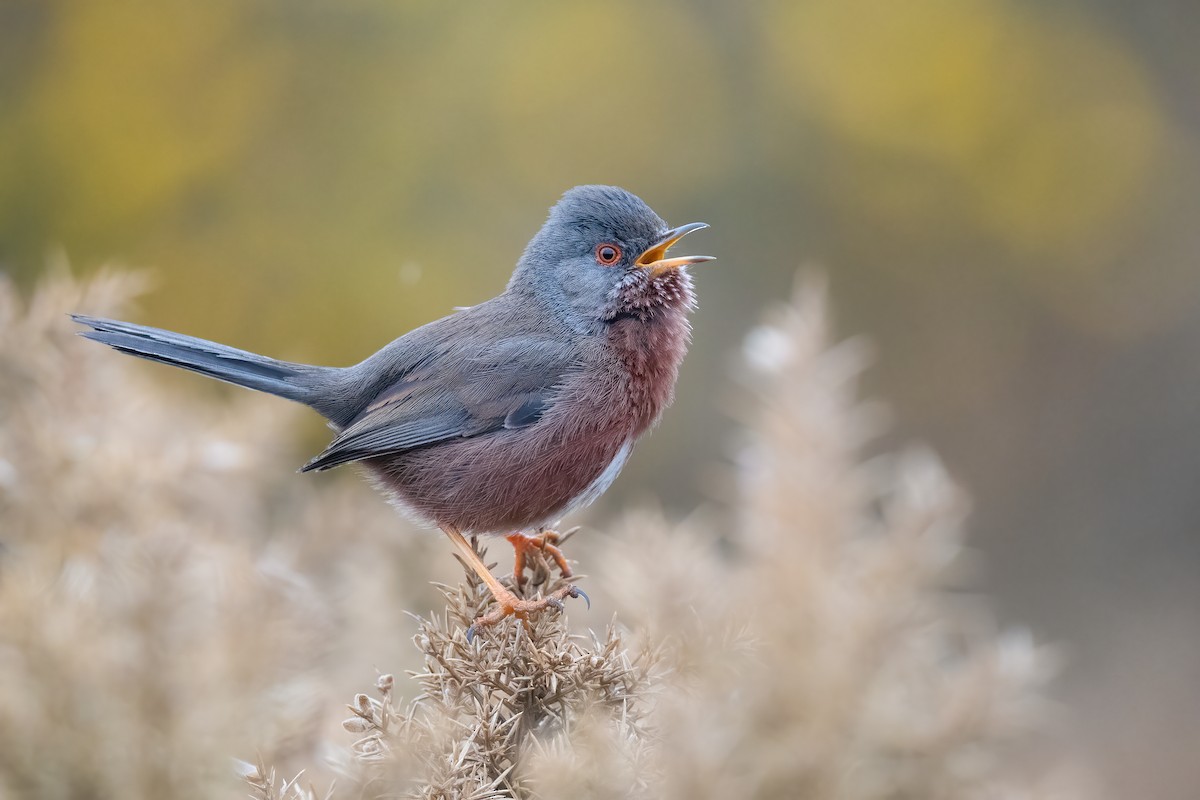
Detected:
[
  {"left": 506, "top": 528, "right": 574, "bottom": 590},
  {"left": 466, "top": 582, "right": 589, "bottom": 643}
]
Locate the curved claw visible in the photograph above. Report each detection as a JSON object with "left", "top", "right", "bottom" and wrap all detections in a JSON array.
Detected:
[{"left": 462, "top": 583, "right": 590, "bottom": 643}]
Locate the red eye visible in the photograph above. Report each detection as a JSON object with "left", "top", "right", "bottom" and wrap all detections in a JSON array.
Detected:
[{"left": 595, "top": 243, "right": 622, "bottom": 266}]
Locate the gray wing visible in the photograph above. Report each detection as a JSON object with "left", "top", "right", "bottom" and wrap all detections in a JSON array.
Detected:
[{"left": 300, "top": 337, "right": 578, "bottom": 472}]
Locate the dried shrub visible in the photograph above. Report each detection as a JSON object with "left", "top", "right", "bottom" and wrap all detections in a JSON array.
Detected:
[
  {"left": 0, "top": 268, "right": 1087, "bottom": 799},
  {"left": 596, "top": 278, "right": 1080, "bottom": 799},
  {"left": 0, "top": 266, "right": 441, "bottom": 798}
]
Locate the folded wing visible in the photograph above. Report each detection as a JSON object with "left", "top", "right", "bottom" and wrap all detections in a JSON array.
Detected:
[{"left": 301, "top": 337, "right": 577, "bottom": 472}]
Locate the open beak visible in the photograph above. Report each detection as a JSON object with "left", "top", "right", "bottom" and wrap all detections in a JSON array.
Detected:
[{"left": 635, "top": 222, "right": 715, "bottom": 278}]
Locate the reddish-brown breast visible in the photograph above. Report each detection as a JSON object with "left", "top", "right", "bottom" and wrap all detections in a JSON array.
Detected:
[
  {"left": 602, "top": 304, "right": 692, "bottom": 437},
  {"left": 366, "top": 301, "right": 692, "bottom": 536}
]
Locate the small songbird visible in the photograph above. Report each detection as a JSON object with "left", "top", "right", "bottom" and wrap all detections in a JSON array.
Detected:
[{"left": 74, "top": 185, "right": 713, "bottom": 634}]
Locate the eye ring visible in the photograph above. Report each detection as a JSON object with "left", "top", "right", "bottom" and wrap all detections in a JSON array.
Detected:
[{"left": 595, "top": 243, "right": 622, "bottom": 266}]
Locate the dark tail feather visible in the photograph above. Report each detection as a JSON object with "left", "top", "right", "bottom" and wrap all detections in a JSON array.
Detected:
[{"left": 71, "top": 314, "right": 332, "bottom": 407}]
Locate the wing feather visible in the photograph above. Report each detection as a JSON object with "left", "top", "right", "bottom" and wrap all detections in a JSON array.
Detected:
[{"left": 300, "top": 337, "right": 576, "bottom": 472}]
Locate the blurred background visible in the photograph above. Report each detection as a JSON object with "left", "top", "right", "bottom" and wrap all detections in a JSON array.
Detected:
[{"left": 1, "top": 1, "right": 1196, "bottom": 797}]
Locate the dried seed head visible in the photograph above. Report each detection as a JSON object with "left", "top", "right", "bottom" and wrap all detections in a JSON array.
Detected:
[{"left": 343, "top": 717, "right": 371, "bottom": 733}]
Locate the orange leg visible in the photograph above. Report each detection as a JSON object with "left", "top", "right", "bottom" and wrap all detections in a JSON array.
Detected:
[
  {"left": 440, "top": 526, "right": 586, "bottom": 641},
  {"left": 506, "top": 529, "right": 573, "bottom": 590}
]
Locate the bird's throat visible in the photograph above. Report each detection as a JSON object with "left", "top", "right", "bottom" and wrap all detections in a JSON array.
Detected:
[{"left": 604, "top": 268, "right": 695, "bottom": 323}]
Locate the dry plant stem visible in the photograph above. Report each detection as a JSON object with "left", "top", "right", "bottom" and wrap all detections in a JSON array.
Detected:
[
  {"left": 506, "top": 529, "right": 573, "bottom": 590},
  {"left": 440, "top": 526, "right": 585, "bottom": 640}
]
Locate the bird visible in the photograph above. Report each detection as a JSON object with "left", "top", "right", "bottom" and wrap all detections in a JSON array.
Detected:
[{"left": 73, "top": 185, "right": 714, "bottom": 636}]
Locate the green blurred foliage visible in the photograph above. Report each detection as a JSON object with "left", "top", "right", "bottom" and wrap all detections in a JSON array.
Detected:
[
  {"left": 776, "top": 0, "right": 1162, "bottom": 256},
  {"left": 2, "top": 3, "right": 1198, "bottom": 797},
  {"left": 3, "top": 0, "right": 1191, "bottom": 351}
]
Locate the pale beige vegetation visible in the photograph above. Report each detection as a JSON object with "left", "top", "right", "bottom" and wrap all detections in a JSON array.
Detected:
[{"left": 0, "top": 270, "right": 1087, "bottom": 799}]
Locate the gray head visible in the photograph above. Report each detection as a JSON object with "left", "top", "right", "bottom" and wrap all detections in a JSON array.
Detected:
[{"left": 510, "top": 185, "right": 713, "bottom": 330}]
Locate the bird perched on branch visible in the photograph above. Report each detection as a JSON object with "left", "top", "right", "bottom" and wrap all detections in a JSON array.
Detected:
[{"left": 74, "top": 185, "right": 713, "bottom": 636}]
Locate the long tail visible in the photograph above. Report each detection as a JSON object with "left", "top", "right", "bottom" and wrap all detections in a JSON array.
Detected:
[{"left": 71, "top": 315, "right": 334, "bottom": 408}]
